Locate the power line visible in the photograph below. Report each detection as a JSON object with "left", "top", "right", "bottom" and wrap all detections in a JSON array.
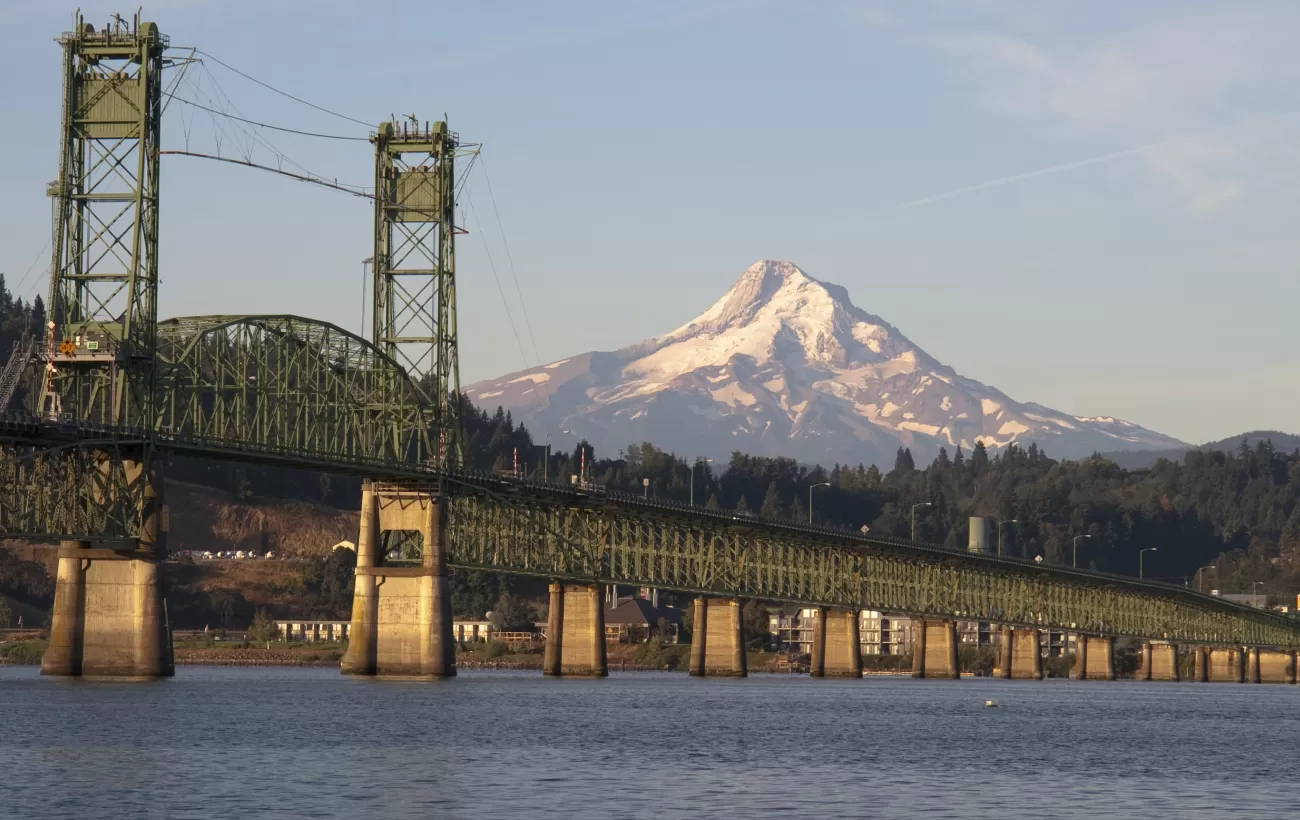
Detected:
[
  {"left": 479, "top": 155, "right": 549, "bottom": 410},
  {"left": 196, "top": 49, "right": 373, "bottom": 128},
  {"left": 466, "top": 188, "right": 534, "bottom": 396},
  {"left": 167, "top": 95, "right": 369, "bottom": 141}
]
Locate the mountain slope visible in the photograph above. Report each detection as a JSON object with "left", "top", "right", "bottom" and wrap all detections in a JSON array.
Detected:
[
  {"left": 1100, "top": 430, "right": 1300, "bottom": 470},
  {"left": 466, "top": 260, "right": 1185, "bottom": 468}
]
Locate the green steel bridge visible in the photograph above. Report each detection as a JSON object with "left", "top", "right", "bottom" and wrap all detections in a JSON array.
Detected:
[{"left": 3, "top": 13, "right": 1298, "bottom": 671}]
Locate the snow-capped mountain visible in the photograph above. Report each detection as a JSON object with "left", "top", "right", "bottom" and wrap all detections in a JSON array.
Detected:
[{"left": 465, "top": 260, "right": 1185, "bottom": 468}]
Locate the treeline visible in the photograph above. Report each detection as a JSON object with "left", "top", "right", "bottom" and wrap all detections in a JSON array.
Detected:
[{"left": 459, "top": 406, "right": 1300, "bottom": 598}]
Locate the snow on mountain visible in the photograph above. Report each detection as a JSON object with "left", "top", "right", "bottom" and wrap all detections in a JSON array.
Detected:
[{"left": 465, "top": 260, "right": 1186, "bottom": 468}]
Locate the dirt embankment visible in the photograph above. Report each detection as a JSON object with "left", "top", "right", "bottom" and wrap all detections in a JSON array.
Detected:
[{"left": 168, "top": 481, "right": 357, "bottom": 558}]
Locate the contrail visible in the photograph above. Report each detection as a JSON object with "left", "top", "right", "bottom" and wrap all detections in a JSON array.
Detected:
[
  {"left": 865, "top": 109, "right": 1300, "bottom": 218},
  {"left": 876, "top": 144, "right": 1150, "bottom": 215}
]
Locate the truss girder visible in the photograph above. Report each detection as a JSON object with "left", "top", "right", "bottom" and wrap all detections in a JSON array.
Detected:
[
  {"left": 0, "top": 439, "right": 148, "bottom": 542},
  {"left": 155, "top": 315, "right": 432, "bottom": 467},
  {"left": 445, "top": 491, "right": 1300, "bottom": 648}
]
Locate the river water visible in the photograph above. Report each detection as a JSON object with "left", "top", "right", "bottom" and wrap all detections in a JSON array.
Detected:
[{"left": 1, "top": 666, "right": 1295, "bottom": 819}]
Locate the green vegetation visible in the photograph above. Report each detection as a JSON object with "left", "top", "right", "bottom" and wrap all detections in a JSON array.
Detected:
[{"left": 0, "top": 639, "right": 47, "bottom": 665}]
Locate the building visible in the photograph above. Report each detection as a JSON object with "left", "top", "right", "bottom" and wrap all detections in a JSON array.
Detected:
[
  {"left": 604, "top": 595, "right": 684, "bottom": 643},
  {"left": 276, "top": 620, "right": 349, "bottom": 642}
]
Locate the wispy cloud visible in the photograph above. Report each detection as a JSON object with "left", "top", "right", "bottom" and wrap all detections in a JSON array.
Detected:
[{"left": 930, "top": 3, "right": 1300, "bottom": 211}]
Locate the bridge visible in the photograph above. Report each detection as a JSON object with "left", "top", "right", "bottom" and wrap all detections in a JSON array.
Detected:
[{"left": 3, "top": 14, "right": 1298, "bottom": 685}]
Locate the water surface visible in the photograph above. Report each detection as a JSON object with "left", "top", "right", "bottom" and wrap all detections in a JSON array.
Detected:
[{"left": 1, "top": 666, "right": 1295, "bottom": 819}]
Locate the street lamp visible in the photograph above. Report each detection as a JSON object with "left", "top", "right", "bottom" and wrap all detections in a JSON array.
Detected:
[
  {"left": 997, "top": 518, "right": 1018, "bottom": 558},
  {"left": 642, "top": 477, "right": 650, "bottom": 499},
  {"left": 690, "top": 457, "right": 712, "bottom": 506},
  {"left": 809, "top": 482, "right": 831, "bottom": 524},
  {"left": 1072, "top": 534, "right": 1091, "bottom": 568},
  {"left": 910, "top": 502, "right": 932, "bottom": 542},
  {"left": 1139, "top": 547, "right": 1157, "bottom": 579},
  {"left": 1252, "top": 580, "right": 1263, "bottom": 607},
  {"left": 1196, "top": 564, "right": 1216, "bottom": 593},
  {"left": 543, "top": 429, "right": 571, "bottom": 482}
]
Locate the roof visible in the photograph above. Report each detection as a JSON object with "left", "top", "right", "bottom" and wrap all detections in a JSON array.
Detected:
[{"left": 604, "top": 596, "right": 684, "bottom": 627}]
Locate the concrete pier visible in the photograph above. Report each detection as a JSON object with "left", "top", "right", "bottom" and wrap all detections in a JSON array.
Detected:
[
  {"left": 1257, "top": 649, "right": 1297, "bottom": 684},
  {"left": 1070, "top": 635, "right": 1114, "bottom": 680},
  {"left": 341, "top": 481, "right": 456, "bottom": 677},
  {"left": 690, "top": 597, "right": 746, "bottom": 677},
  {"left": 996, "top": 627, "right": 1012, "bottom": 679},
  {"left": 1192, "top": 647, "right": 1209, "bottom": 682},
  {"left": 1207, "top": 648, "right": 1245, "bottom": 683},
  {"left": 541, "top": 583, "right": 607, "bottom": 677},
  {"left": 911, "top": 620, "right": 959, "bottom": 679},
  {"left": 1009, "top": 628, "right": 1043, "bottom": 680},
  {"left": 42, "top": 459, "right": 173, "bottom": 678},
  {"left": 1246, "top": 648, "right": 1261, "bottom": 684},
  {"left": 810, "top": 608, "right": 861, "bottom": 678},
  {"left": 1138, "top": 642, "right": 1179, "bottom": 681}
]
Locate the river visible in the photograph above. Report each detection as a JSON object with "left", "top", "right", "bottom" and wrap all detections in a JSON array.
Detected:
[{"left": 1, "top": 666, "right": 1294, "bottom": 819}]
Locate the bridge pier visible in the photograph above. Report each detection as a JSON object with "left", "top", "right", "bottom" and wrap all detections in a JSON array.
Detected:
[
  {"left": 688, "top": 597, "right": 746, "bottom": 677},
  {"left": 542, "top": 583, "right": 607, "bottom": 677},
  {"left": 1192, "top": 647, "right": 1209, "bottom": 682},
  {"left": 1207, "top": 647, "right": 1245, "bottom": 682},
  {"left": 911, "top": 620, "right": 959, "bottom": 679},
  {"left": 1256, "top": 649, "right": 1297, "bottom": 684},
  {"left": 996, "top": 627, "right": 1012, "bottom": 679},
  {"left": 1246, "top": 648, "right": 1261, "bottom": 684},
  {"left": 1138, "top": 642, "right": 1179, "bottom": 681},
  {"left": 1069, "top": 636, "right": 1114, "bottom": 680},
  {"left": 810, "top": 608, "right": 861, "bottom": 678},
  {"left": 341, "top": 481, "right": 455, "bottom": 678},
  {"left": 1008, "top": 628, "right": 1043, "bottom": 680},
  {"left": 41, "top": 458, "right": 173, "bottom": 678}
]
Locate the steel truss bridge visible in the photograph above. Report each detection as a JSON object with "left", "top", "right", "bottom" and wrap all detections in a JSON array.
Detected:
[{"left": 3, "top": 13, "right": 1298, "bottom": 655}]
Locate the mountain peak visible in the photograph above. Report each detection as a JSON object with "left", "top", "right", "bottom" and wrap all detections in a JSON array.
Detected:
[{"left": 464, "top": 260, "right": 1187, "bottom": 469}]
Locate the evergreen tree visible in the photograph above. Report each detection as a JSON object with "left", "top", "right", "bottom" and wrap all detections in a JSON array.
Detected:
[{"left": 760, "top": 482, "right": 783, "bottom": 519}]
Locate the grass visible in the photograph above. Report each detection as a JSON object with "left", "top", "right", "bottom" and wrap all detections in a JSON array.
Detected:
[{"left": 0, "top": 639, "right": 48, "bottom": 664}]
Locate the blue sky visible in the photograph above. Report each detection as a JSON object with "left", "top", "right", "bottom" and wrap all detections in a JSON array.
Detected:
[{"left": 1, "top": 0, "right": 1297, "bottom": 445}]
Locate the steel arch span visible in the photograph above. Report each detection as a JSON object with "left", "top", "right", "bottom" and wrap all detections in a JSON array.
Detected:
[{"left": 155, "top": 315, "right": 433, "bottom": 470}]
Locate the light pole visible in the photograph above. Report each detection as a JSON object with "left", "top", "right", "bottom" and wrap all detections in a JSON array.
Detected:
[
  {"left": 1139, "top": 547, "right": 1157, "bottom": 579},
  {"left": 543, "top": 429, "right": 571, "bottom": 482},
  {"left": 809, "top": 482, "right": 831, "bottom": 524},
  {"left": 690, "top": 457, "right": 712, "bottom": 506},
  {"left": 997, "top": 518, "right": 1018, "bottom": 558},
  {"left": 642, "top": 477, "right": 650, "bottom": 499},
  {"left": 910, "top": 502, "right": 932, "bottom": 542},
  {"left": 1195, "top": 564, "right": 1216, "bottom": 593},
  {"left": 1072, "top": 534, "right": 1091, "bottom": 568},
  {"left": 1252, "top": 580, "right": 1263, "bottom": 607}
]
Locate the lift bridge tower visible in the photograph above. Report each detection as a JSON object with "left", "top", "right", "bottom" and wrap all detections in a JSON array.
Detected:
[
  {"left": 40, "top": 12, "right": 167, "bottom": 427},
  {"left": 371, "top": 117, "right": 461, "bottom": 466}
]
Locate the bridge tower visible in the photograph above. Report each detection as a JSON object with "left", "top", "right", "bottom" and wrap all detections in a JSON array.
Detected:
[
  {"left": 341, "top": 119, "right": 462, "bottom": 678},
  {"left": 40, "top": 11, "right": 166, "bottom": 427},
  {"left": 38, "top": 13, "right": 173, "bottom": 678},
  {"left": 370, "top": 117, "right": 461, "bottom": 465}
]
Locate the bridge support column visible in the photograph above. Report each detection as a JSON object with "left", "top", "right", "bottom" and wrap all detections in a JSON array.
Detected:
[
  {"left": 42, "top": 460, "right": 173, "bottom": 678},
  {"left": 691, "top": 598, "right": 746, "bottom": 677},
  {"left": 811, "top": 609, "right": 861, "bottom": 678},
  {"left": 1192, "top": 647, "right": 1208, "bottom": 682},
  {"left": 911, "top": 620, "right": 959, "bottom": 679},
  {"left": 541, "top": 583, "right": 607, "bottom": 677},
  {"left": 1144, "top": 642, "right": 1179, "bottom": 681},
  {"left": 1009, "top": 628, "right": 1043, "bottom": 680},
  {"left": 1246, "top": 648, "right": 1261, "bottom": 684},
  {"left": 1256, "top": 649, "right": 1295, "bottom": 683},
  {"left": 1207, "top": 647, "right": 1245, "bottom": 682},
  {"left": 1070, "top": 636, "right": 1114, "bottom": 680},
  {"left": 995, "top": 627, "right": 1012, "bottom": 679},
  {"left": 341, "top": 481, "right": 455, "bottom": 678}
]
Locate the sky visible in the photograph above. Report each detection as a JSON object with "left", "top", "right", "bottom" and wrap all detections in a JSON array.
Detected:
[{"left": 0, "top": 0, "right": 1297, "bottom": 445}]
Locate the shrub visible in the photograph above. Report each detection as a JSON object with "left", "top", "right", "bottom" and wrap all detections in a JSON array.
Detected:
[{"left": 484, "top": 640, "right": 508, "bottom": 659}]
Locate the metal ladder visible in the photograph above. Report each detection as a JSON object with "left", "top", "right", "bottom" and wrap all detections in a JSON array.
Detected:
[{"left": 0, "top": 338, "right": 34, "bottom": 411}]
